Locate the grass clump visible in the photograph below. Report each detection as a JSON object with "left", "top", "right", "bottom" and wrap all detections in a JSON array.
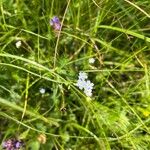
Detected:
[{"left": 0, "top": 0, "right": 150, "bottom": 149}]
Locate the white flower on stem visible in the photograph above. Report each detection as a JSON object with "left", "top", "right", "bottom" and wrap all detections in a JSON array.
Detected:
[
  {"left": 89, "top": 58, "right": 95, "bottom": 64},
  {"left": 16, "top": 41, "right": 22, "bottom": 48}
]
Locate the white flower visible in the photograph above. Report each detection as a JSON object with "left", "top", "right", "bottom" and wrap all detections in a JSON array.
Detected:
[
  {"left": 16, "top": 41, "right": 22, "bottom": 48},
  {"left": 84, "top": 80, "right": 94, "bottom": 91},
  {"left": 89, "top": 58, "right": 95, "bottom": 64},
  {"left": 39, "top": 88, "right": 45, "bottom": 94},
  {"left": 78, "top": 72, "right": 88, "bottom": 80},
  {"left": 76, "top": 79, "right": 87, "bottom": 90},
  {"left": 84, "top": 89, "right": 92, "bottom": 97}
]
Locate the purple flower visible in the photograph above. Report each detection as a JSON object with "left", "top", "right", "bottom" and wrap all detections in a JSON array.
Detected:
[
  {"left": 50, "top": 16, "right": 61, "bottom": 31},
  {"left": 50, "top": 16, "right": 60, "bottom": 25},
  {"left": 14, "top": 140, "right": 24, "bottom": 149},
  {"left": 2, "top": 139, "right": 24, "bottom": 150},
  {"left": 2, "top": 139, "right": 13, "bottom": 150}
]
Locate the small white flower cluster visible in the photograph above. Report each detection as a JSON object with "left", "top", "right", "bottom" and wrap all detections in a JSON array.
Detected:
[
  {"left": 39, "top": 88, "right": 46, "bottom": 94},
  {"left": 76, "top": 72, "right": 94, "bottom": 97},
  {"left": 89, "top": 58, "right": 95, "bottom": 64}
]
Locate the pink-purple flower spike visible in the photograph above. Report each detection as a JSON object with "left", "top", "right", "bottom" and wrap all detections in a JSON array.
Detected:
[{"left": 50, "top": 16, "right": 61, "bottom": 31}]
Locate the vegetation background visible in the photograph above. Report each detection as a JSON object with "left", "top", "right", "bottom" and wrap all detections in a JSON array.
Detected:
[{"left": 0, "top": 0, "right": 150, "bottom": 149}]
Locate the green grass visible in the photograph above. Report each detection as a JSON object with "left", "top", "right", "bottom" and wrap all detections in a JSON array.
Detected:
[{"left": 0, "top": 0, "right": 150, "bottom": 149}]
